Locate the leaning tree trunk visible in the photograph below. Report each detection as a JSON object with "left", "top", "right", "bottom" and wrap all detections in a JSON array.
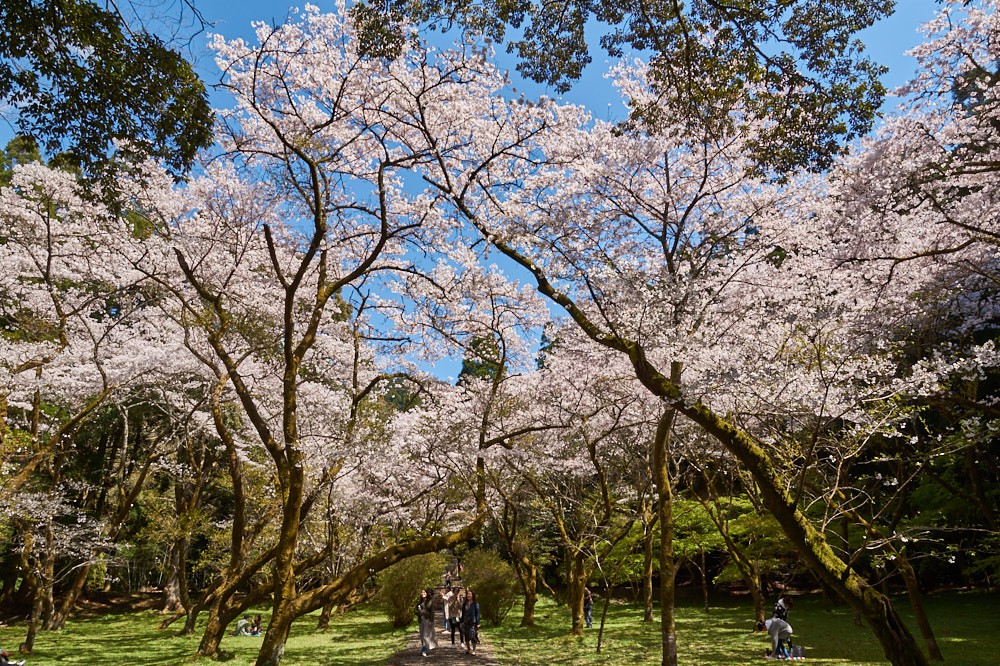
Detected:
[
  {"left": 197, "top": 600, "right": 241, "bottom": 658},
  {"left": 898, "top": 551, "right": 943, "bottom": 661},
  {"left": 480, "top": 227, "right": 932, "bottom": 666},
  {"left": 617, "top": 346, "right": 932, "bottom": 666},
  {"left": 48, "top": 562, "right": 92, "bottom": 630}
]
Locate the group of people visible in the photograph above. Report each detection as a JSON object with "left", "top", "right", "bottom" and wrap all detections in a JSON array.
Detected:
[
  {"left": 763, "top": 595, "right": 803, "bottom": 660},
  {"left": 234, "top": 613, "right": 264, "bottom": 637},
  {"left": 416, "top": 585, "right": 481, "bottom": 658}
]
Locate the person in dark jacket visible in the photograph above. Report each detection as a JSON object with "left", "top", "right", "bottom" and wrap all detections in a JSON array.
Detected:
[
  {"left": 448, "top": 587, "right": 464, "bottom": 647},
  {"left": 460, "top": 589, "right": 481, "bottom": 656}
]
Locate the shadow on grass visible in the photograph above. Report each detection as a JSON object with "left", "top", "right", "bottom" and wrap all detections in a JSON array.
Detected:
[
  {"left": 489, "top": 590, "right": 1000, "bottom": 666},
  {"left": 1, "top": 590, "right": 996, "bottom": 665}
]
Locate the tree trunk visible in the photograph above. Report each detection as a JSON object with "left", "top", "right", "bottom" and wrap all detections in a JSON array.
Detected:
[
  {"left": 19, "top": 535, "right": 41, "bottom": 656},
  {"left": 21, "top": 580, "right": 43, "bottom": 655},
  {"left": 699, "top": 549, "right": 709, "bottom": 612},
  {"left": 750, "top": 566, "right": 766, "bottom": 625},
  {"left": 643, "top": 510, "right": 656, "bottom": 622},
  {"left": 567, "top": 552, "right": 587, "bottom": 636},
  {"left": 255, "top": 605, "right": 293, "bottom": 666},
  {"left": 317, "top": 602, "right": 334, "bottom": 630},
  {"left": 483, "top": 231, "right": 931, "bottom": 666},
  {"left": 625, "top": 348, "right": 930, "bottom": 666},
  {"left": 517, "top": 558, "right": 538, "bottom": 627},
  {"left": 182, "top": 591, "right": 210, "bottom": 635},
  {"left": 197, "top": 601, "right": 238, "bottom": 658},
  {"left": 898, "top": 552, "right": 943, "bottom": 661},
  {"left": 39, "top": 522, "right": 56, "bottom": 630},
  {"left": 653, "top": 389, "right": 679, "bottom": 666},
  {"left": 161, "top": 538, "right": 188, "bottom": 613},
  {"left": 48, "top": 562, "right": 91, "bottom": 630},
  {"left": 254, "top": 464, "right": 305, "bottom": 666}
]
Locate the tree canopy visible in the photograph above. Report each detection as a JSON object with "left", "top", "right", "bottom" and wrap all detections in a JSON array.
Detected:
[
  {"left": 0, "top": 0, "right": 214, "bottom": 180},
  {"left": 357, "top": 0, "right": 894, "bottom": 173}
]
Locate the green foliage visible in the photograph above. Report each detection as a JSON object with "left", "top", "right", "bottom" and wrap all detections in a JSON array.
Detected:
[
  {"left": 0, "top": 0, "right": 213, "bottom": 181},
  {"left": 372, "top": 0, "right": 893, "bottom": 174},
  {"left": 713, "top": 497, "right": 793, "bottom": 587},
  {"left": 349, "top": 3, "right": 408, "bottom": 61},
  {"left": 461, "top": 549, "right": 522, "bottom": 626},
  {"left": 0, "top": 135, "right": 42, "bottom": 186},
  {"left": 374, "top": 552, "right": 447, "bottom": 628},
  {"left": 458, "top": 335, "right": 505, "bottom": 383},
  {"left": 673, "top": 499, "right": 726, "bottom": 561}
]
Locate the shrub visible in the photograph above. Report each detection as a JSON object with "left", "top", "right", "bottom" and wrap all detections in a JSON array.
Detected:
[
  {"left": 462, "top": 550, "right": 521, "bottom": 625},
  {"left": 374, "top": 552, "right": 447, "bottom": 628}
]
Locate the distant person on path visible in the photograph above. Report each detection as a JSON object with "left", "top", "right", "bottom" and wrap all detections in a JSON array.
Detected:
[
  {"left": 417, "top": 588, "right": 438, "bottom": 657},
  {"left": 583, "top": 587, "right": 594, "bottom": 628},
  {"left": 461, "top": 589, "right": 481, "bottom": 656},
  {"left": 442, "top": 585, "right": 454, "bottom": 631},
  {"left": 448, "top": 587, "right": 464, "bottom": 647},
  {"left": 766, "top": 595, "right": 794, "bottom": 659}
]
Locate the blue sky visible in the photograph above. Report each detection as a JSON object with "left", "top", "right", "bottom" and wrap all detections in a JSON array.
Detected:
[
  {"left": 0, "top": 2, "right": 946, "bottom": 152},
  {"left": 194, "top": 0, "right": 945, "bottom": 119}
]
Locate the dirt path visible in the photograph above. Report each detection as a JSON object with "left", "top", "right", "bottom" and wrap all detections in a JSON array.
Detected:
[{"left": 387, "top": 625, "right": 500, "bottom": 665}]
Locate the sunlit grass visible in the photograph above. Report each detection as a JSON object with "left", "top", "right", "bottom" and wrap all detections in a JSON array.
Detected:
[
  {"left": 0, "top": 603, "right": 407, "bottom": 665},
  {"left": 488, "top": 590, "right": 1000, "bottom": 666},
  {"left": 0, "top": 590, "right": 995, "bottom": 665}
]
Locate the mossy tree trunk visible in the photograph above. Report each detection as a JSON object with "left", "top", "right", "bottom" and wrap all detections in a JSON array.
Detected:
[
  {"left": 474, "top": 235, "right": 931, "bottom": 666},
  {"left": 653, "top": 389, "right": 679, "bottom": 666}
]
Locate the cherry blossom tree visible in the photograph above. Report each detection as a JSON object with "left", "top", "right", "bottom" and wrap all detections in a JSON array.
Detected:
[
  {"left": 101, "top": 7, "right": 571, "bottom": 662},
  {"left": 405, "top": 46, "right": 934, "bottom": 662},
  {"left": 0, "top": 159, "right": 200, "bottom": 651}
]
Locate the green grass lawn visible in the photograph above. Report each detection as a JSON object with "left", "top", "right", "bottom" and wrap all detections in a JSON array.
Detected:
[
  {"left": 0, "top": 590, "right": 996, "bottom": 665},
  {"left": 0, "top": 604, "right": 409, "bottom": 665},
  {"left": 488, "top": 590, "right": 1000, "bottom": 666}
]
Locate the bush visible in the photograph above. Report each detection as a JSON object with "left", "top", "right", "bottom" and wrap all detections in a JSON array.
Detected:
[
  {"left": 374, "top": 552, "right": 447, "bottom": 628},
  {"left": 461, "top": 550, "right": 521, "bottom": 626}
]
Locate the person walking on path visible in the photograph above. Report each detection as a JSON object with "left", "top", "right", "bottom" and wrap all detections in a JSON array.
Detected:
[
  {"left": 583, "top": 587, "right": 594, "bottom": 629},
  {"left": 417, "top": 588, "right": 438, "bottom": 658},
  {"left": 448, "top": 587, "right": 464, "bottom": 647},
  {"left": 461, "top": 589, "right": 481, "bottom": 656},
  {"left": 442, "top": 585, "right": 455, "bottom": 632}
]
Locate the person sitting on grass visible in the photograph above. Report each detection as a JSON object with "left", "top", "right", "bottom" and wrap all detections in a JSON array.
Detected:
[{"left": 0, "top": 647, "right": 25, "bottom": 666}]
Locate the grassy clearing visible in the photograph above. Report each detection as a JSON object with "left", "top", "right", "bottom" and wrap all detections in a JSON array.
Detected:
[
  {"left": 0, "top": 604, "right": 408, "bottom": 665},
  {"left": 488, "top": 590, "right": 1000, "bottom": 666},
  {"left": 0, "top": 590, "right": 995, "bottom": 665}
]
